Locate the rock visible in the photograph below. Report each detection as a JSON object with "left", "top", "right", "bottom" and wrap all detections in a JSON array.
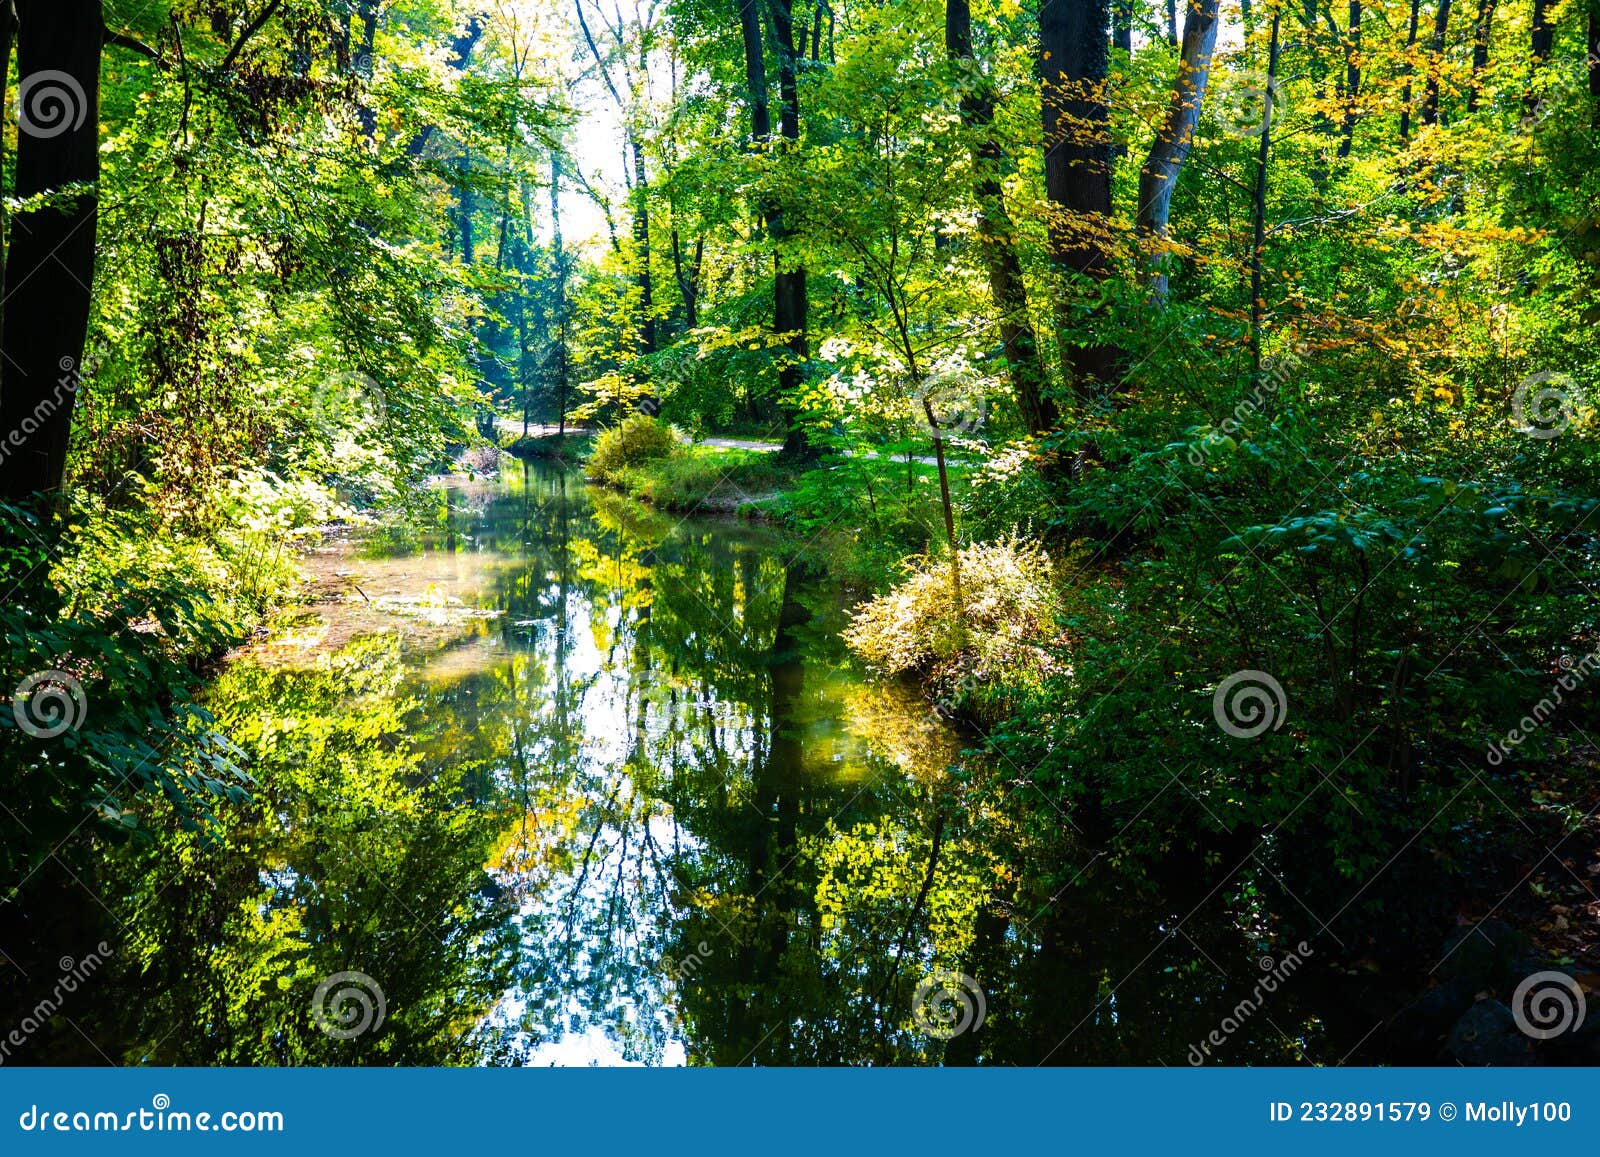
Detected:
[
  {"left": 1446, "top": 1000, "right": 1537, "bottom": 1066},
  {"left": 1435, "top": 920, "right": 1539, "bottom": 994}
]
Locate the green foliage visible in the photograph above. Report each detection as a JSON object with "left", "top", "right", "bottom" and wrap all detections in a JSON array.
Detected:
[
  {"left": 0, "top": 499, "right": 264, "bottom": 877},
  {"left": 608, "top": 445, "right": 792, "bottom": 513},
  {"left": 585, "top": 415, "right": 684, "bottom": 486}
]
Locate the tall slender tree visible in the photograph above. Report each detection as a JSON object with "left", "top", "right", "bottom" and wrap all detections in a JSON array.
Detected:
[
  {"left": 1137, "top": 0, "right": 1222, "bottom": 302},
  {"left": 1338, "top": 0, "right": 1361, "bottom": 156},
  {"left": 1421, "top": 0, "right": 1453, "bottom": 126},
  {"left": 948, "top": 0, "right": 1055, "bottom": 433},
  {"left": 768, "top": 0, "right": 811, "bottom": 457}
]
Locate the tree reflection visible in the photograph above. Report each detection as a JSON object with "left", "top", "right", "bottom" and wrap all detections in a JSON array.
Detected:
[{"left": 3, "top": 461, "right": 1343, "bottom": 1066}]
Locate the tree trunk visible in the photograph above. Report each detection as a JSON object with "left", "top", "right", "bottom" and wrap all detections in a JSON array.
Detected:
[
  {"left": 1532, "top": 0, "right": 1554, "bottom": 61},
  {"left": 550, "top": 148, "right": 569, "bottom": 436},
  {"left": 740, "top": 0, "right": 772, "bottom": 139},
  {"left": 459, "top": 148, "right": 475, "bottom": 263},
  {"left": 1400, "top": 0, "right": 1422, "bottom": 140},
  {"left": 671, "top": 228, "right": 702, "bottom": 329},
  {"left": 1166, "top": 0, "right": 1178, "bottom": 43},
  {"left": 768, "top": 0, "right": 811, "bottom": 458},
  {"left": 1590, "top": 0, "right": 1600, "bottom": 128},
  {"left": 354, "top": 0, "right": 378, "bottom": 138},
  {"left": 1136, "top": 0, "right": 1221, "bottom": 302},
  {"left": 1421, "top": 0, "right": 1452, "bottom": 126},
  {"left": 0, "top": 0, "right": 17, "bottom": 363},
  {"left": 630, "top": 134, "right": 655, "bottom": 357},
  {"left": 1468, "top": 0, "right": 1495, "bottom": 111},
  {"left": 1038, "top": 0, "right": 1117, "bottom": 402},
  {"left": 948, "top": 0, "right": 1055, "bottom": 434},
  {"left": 1248, "top": 7, "right": 1283, "bottom": 383},
  {"left": 0, "top": 0, "right": 101, "bottom": 502},
  {"left": 1112, "top": 0, "right": 1132, "bottom": 53},
  {"left": 1338, "top": 0, "right": 1361, "bottom": 156}
]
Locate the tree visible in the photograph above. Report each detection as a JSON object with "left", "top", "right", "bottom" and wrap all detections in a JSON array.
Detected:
[
  {"left": 1338, "top": 0, "right": 1361, "bottom": 156},
  {"left": 0, "top": 0, "right": 101, "bottom": 502},
  {"left": 768, "top": 0, "right": 811, "bottom": 457},
  {"left": 948, "top": 0, "right": 1055, "bottom": 433},
  {"left": 1136, "top": 0, "right": 1222, "bottom": 301},
  {"left": 1420, "top": 0, "right": 1452, "bottom": 127},
  {"left": 1038, "top": 0, "right": 1118, "bottom": 402}
]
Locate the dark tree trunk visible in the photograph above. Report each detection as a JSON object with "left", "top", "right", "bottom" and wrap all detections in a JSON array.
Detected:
[
  {"left": 1468, "top": 0, "right": 1495, "bottom": 110},
  {"left": 0, "top": 0, "right": 101, "bottom": 502},
  {"left": 1137, "top": 0, "right": 1221, "bottom": 302},
  {"left": 1590, "top": 0, "right": 1600, "bottom": 127},
  {"left": 1532, "top": 0, "right": 1554, "bottom": 61},
  {"left": 768, "top": 0, "right": 811, "bottom": 457},
  {"left": 0, "top": 0, "right": 16, "bottom": 362},
  {"left": 1166, "top": 0, "right": 1178, "bottom": 43},
  {"left": 740, "top": 0, "right": 772, "bottom": 139},
  {"left": 1038, "top": 0, "right": 1117, "bottom": 401},
  {"left": 671, "top": 231, "right": 703, "bottom": 329},
  {"left": 1400, "top": 0, "right": 1422, "bottom": 139},
  {"left": 459, "top": 148, "right": 475, "bottom": 263},
  {"left": 1338, "top": 0, "right": 1361, "bottom": 156},
  {"left": 354, "top": 0, "right": 378, "bottom": 137},
  {"left": 1112, "top": 0, "right": 1132, "bottom": 52},
  {"left": 948, "top": 0, "right": 1055, "bottom": 434},
  {"left": 1248, "top": 7, "right": 1283, "bottom": 382},
  {"left": 631, "top": 135, "right": 655, "bottom": 356},
  {"left": 1421, "top": 0, "right": 1453, "bottom": 126}
]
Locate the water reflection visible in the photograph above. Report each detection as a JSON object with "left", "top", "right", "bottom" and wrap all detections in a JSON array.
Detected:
[{"left": 0, "top": 461, "right": 1358, "bottom": 1065}]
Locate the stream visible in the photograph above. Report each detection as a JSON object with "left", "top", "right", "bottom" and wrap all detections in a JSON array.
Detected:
[{"left": 2, "top": 460, "right": 1371, "bottom": 1066}]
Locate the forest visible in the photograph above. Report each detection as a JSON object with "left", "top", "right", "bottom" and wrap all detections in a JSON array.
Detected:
[{"left": 0, "top": 0, "right": 1598, "bottom": 1066}]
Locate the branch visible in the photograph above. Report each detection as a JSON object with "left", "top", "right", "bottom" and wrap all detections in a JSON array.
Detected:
[
  {"left": 105, "top": 30, "right": 165, "bottom": 66},
  {"left": 219, "top": 0, "right": 284, "bottom": 72},
  {"left": 574, "top": 0, "right": 625, "bottom": 108}
]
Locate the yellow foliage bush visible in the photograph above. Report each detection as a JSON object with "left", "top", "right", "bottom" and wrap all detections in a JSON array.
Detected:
[{"left": 843, "top": 540, "right": 1063, "bottom": 695}]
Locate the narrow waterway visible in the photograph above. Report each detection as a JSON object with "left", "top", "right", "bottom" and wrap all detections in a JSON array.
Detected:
[{"left": 1, "top": 461, "right": 1366, "bottom": 1066}]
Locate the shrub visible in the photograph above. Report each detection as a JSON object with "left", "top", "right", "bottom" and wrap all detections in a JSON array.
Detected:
[
  {"left": 586, "top": 415, "right": 680, "bottom": 485},
  {"left": 843, "top": 539, "right": 1064, "bottom": 714},
  {"left": 621, "top": 447, "right": 790, "bottom": 513}
]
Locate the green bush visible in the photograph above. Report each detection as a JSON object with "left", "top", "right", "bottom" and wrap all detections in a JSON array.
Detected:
[
  {"left": 585, "top": 415, "right": 681, "bottom": 485},
  {"left": 619, "top": 447, "right": 790, "bottom": 513}
]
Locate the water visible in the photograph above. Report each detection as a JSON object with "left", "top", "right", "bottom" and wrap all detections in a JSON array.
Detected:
[{"left": 0, "top": 462, "right": 1363, "bottom": 1066}]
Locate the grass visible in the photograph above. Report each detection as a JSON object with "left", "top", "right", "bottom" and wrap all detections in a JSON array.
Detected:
[
  {"left": 611, "top": 446, "right": 796, "bottom": 515},
  {"left": 499, "top": 430, "right": 594, "bottom": 461}
]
